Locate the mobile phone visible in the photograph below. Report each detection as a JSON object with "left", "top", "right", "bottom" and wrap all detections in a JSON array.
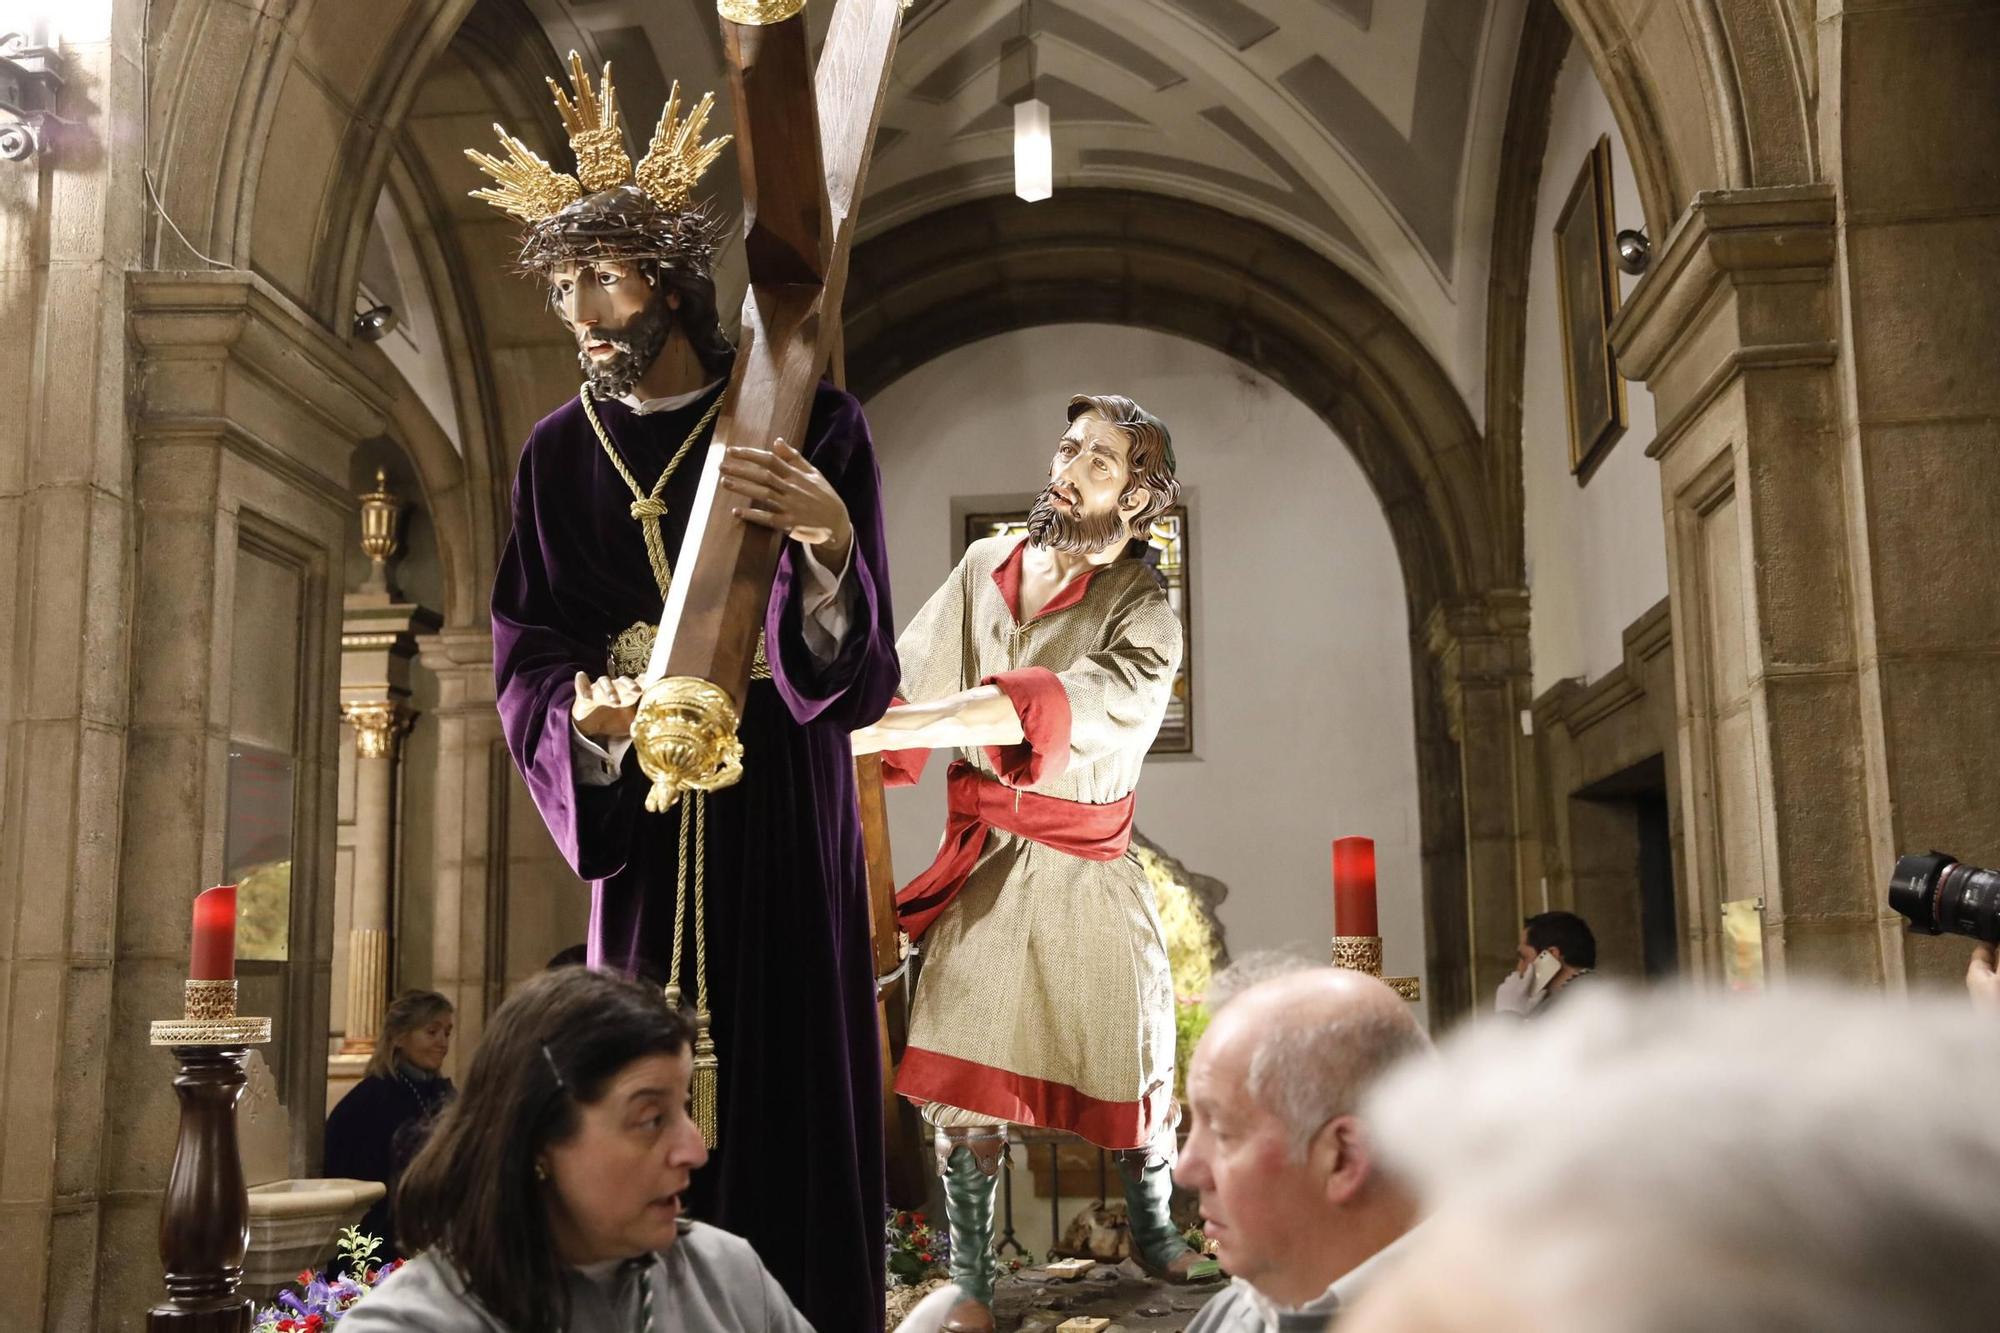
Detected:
[{"left": 1530, "top": 949, "right": 1562, "bottom": 991}]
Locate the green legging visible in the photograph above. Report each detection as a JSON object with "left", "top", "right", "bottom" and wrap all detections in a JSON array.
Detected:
[
  {"left": 941, "top": 1144, "right": 1003, "bottom": 1306},
  {"left": 1114, "top": 1148, "right": 1195, "bottom": 1272}
]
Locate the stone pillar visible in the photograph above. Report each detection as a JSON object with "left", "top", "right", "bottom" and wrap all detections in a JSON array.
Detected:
[
  {"left": 1817, "top": 5, "right": 2000, "bottom": 989},
  {"left": 0, "top": 11, "right": 149, "bottom": 1328},
  {"left": 333, "top": 587, "right": 437, "bottom": 1063},
  {"left": 338, "top": 701, "right": 405, "bottom": 1056},
  {"left": 416, "top": 628, "right": 505, "bottom": 1068},
  {"left": 1424, "top": 591, "right": 1539, "bottom": 1006},
  {"left": 106, "top": 271, "right": 388, "bottom": 1327},
  {"left": 1612, "top": 187, "right": 1887, "bottom": 984}
]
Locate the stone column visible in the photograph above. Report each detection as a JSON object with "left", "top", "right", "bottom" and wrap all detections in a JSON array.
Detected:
[
  {"left": 332, "top": 469, "right": 439, "bottom": 1065},
  {"left": 416, "top": 628, "right": 505, "bottom": 1067},
  {"left": 335, "top": 695, "right": 412, "bottom": 1055},
  {"left": 109, "top": 271, "right": 384, "bottom": 1325},
  {"left": 1612, "top": 187, "right": 1881, "bottom": 984},
  {"left": 1424, "top": 591, "right": 1539, "bottom": 1005}
]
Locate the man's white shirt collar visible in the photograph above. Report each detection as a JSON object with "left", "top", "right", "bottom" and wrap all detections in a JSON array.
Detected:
[{"left": 622, "top": 380, "right": 724, "bottom": 415}]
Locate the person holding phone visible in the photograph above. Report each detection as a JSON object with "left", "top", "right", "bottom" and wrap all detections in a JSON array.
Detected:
[{"left": 1494, "top": 912, "right": 1596, "bottom": 1018}]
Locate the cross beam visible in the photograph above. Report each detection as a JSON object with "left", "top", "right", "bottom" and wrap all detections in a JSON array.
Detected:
[{"left": 639, "top": 0, "right": 902, "bottom": 721}]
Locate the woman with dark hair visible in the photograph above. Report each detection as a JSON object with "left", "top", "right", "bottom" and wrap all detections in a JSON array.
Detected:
[
  {"left": 336, "top": 967, "right": 831, "bottom": 1332},
  {"left": 325, "top": 989, "right": 456, "bottom": 1259}
]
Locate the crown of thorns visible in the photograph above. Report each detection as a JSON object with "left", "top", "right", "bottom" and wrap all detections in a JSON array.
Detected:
[{"left": 464, "top": 51, "right": 733, "bottom": 274}]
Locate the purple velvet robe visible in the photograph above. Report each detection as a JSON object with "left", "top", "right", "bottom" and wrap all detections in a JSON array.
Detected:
[{"left": 492, "top": 381, "right": 897, "bottom": 1333}]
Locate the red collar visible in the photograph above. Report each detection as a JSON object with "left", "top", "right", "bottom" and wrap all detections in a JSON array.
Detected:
[{"left": 992, "top": 537, "right": 1108, "bottom": 624}]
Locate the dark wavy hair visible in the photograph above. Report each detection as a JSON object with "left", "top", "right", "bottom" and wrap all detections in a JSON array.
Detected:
[
  {"left": 395, "top": 968, "right": 693, "bottom": 1333},
  {"left": 1065, "top": 393, "right": 1181, "bottom": 531},
  {"left": 1525, "top": 910, "right": 1598, "bottom": 970}
]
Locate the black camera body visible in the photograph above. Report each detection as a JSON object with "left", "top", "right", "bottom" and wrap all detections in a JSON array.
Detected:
[{"left": 1889, "top": 852, "right": 2000, "bottom": 945}]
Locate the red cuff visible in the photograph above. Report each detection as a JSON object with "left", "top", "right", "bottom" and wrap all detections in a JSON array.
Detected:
[
  {"left": 879, "top": 696, "right": 930, "bottom": 787},
  {"left": 981, "top": 667, "right": 1071, "bottom": 787}
]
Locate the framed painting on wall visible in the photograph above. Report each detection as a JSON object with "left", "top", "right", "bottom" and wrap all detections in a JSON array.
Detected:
[
  {"left": 961, "top": 505, "right": 1194, "bottom": 755},
  {"left": 1553, "top": 134, "right": 1628, "bottom": 482}
]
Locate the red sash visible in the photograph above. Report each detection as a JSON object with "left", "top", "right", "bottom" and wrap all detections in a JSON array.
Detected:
[{"left": 895, "top": 760, "right": 1137, "bottom": 939}]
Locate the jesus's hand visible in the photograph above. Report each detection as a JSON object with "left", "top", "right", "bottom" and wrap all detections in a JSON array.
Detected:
[
  {"left": 572, "top": 672, "right": 641, "bottom": 740},
  {"left": 720, "top": 437, "right": 853, "bottom": 572}
]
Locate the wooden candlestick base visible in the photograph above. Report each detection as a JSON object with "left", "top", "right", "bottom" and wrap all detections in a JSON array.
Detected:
[
  {"left": 148, "top": 1046, "right": 254, "bottom": 1332},
  {"left": 149, "top": 979, "right": 269, "bottom": 1331},
  {"left": 1331, "top": 934, "right": 1422, "bottom": 1002}
]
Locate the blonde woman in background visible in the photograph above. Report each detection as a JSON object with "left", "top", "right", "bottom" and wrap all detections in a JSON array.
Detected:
[{"left": 325, "top": 989, "right": 456, "bottom": 1259}]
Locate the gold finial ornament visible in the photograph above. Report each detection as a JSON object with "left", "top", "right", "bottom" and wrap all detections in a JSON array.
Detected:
[
  {"left": 718, "top": 0, "right": 807, "bottom": 24},
  {"left": 636, "top": 84, "right": 733, "bottom": 212},
  {"left": 547, "top": 52, "right": 632, "bottom": 193},
  {"left": 632, "top": 677, "right": 745, "bottom": 813},
  {"left": 466, "top": 125, "right": 584, "bottom": 222}
]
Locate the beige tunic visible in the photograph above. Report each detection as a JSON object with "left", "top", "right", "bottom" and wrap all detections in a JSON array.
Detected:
[{"left": 892, "top": 535, "right": 1182, "bottom": 1149}]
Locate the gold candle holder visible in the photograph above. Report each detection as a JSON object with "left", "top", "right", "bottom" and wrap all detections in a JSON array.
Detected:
[
  {"left": 150, "top": 980, "right": 272, "bottom": 1048},
  {"left": 1331, "top": 935, "right": 1422, "bottom": 1003}
]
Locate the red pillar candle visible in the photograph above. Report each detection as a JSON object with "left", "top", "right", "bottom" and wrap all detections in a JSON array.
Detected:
[
  {"left": 189, "top": 885, "right": 238, "bottom": 981},
  {"left": 1332, "top": 837, "right": 1378, "bottom": 938}
]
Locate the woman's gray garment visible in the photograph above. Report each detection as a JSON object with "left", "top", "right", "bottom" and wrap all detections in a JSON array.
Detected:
[{"left": 333, "top": 1221, "right": 814, "bottom": 1332}]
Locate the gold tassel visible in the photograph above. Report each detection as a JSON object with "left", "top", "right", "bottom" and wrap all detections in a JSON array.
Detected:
[{"left": 691, "top": 1009, "right": 720, "bottom": 1148}]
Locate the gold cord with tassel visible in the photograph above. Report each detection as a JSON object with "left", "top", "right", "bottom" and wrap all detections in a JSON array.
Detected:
[
  {"left": 689, "top": 790, "right": 718, "bottom": 1146},
  {"left": 668, "top": 788, "right": 720, "bottom": 1147}
]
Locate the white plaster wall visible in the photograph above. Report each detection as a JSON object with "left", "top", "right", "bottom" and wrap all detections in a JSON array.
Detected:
[
  {"left": 1522, "top": 49, "right": 1667, "bottom": 698},
  {"left": 864, "top": 326, "right": 1429, "bottom": 1024}
]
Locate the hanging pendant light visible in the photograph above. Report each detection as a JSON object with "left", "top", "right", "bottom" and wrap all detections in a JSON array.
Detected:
[
  {"left": 1013, "top": 97, "right": 1051, "bottom": 202},
  {"left": 999, "top": 3, "right": 1050, "bottom": 203}
]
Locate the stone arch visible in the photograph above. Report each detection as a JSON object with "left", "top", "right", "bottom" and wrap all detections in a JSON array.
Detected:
[
  {"left": 1551, "top": 0, "right": 1818, "bottom": 236},
  {"left": 843, "top": 190, "right": 1514, "bottom": 1019},
  {"left": 845, "top": 190, "right": 1499, "bottom": 614},
  {"left": 146, "top": 0, "right": 578, "bottom": 625}
]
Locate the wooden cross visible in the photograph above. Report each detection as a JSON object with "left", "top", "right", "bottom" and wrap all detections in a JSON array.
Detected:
[
  {"left": 633, "top": 0, "right": 927, "bottom": 1204},
  {"left": 639, "top": 0, "right": 901, "bottom": 702}
]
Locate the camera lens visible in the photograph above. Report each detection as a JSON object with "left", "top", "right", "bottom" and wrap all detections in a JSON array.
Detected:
[{"left": 1889, "top": 852, "right": 2000, "bottom": 944}]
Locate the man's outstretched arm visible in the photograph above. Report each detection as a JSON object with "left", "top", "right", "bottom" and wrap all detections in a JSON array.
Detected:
[{"left": 850, "top": 685, "right": 1023, "bottom": 755}]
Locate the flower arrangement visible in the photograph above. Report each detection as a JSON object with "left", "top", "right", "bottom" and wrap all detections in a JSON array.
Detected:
[
  {"left": 252, "top": 1226, "right": 402, "bottom": 1331},
  {"left": 884, "top": 1208, "right": 949, "bottom": 1287}
]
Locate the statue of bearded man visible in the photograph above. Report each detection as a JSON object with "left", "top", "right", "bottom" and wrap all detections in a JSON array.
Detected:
[{"left": 470, "top": 57, "right": 899, "bottom": 1333}]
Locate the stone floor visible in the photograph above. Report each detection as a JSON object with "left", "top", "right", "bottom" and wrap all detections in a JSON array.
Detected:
[{"left": 892, "top": 1261, "right": 1227, "bottom": 1332}]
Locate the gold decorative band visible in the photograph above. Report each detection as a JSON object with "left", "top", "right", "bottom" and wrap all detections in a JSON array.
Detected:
[
  {"left": 1331, "top": 934, "right": 1383, "bottom": 976},
  {"left": 151, "top": 1016, "right": 272, "bottom": 1047},
  {"left": 185, "top": 979, "right": 239, "bottom": 1021},
  {"left": 1384, "top": 976, "right": 1423, "bottom": 1002},
  {"left": 153, "top": 978, "right": 271, "bottom": 1045},
  {"left": 718, "top": 0, "right": 806, "bottom": 25},
  {"left": 633, "top": 676, "right": 745, "bottom": 813}
]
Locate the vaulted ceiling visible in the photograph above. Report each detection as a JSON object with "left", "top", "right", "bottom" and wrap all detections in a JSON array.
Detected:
[{"left": 515, "top": 0, "right": 1528, "bottom": 407}]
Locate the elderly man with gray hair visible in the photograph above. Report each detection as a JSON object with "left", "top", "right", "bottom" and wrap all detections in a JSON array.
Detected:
[
  {"left": 1343, "top": 986, "right": 2000, "bottom": 1333},
  {"left": 1179, "top": 956, "right": 1432, "bottom": 1332}
]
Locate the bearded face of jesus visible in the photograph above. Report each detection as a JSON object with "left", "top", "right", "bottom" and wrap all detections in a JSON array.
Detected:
[
  {"left": 1026, "top": 409, "right": 1147, "bottom": 555},
  {"left": 549, "top": 260, "right": 676, "bottom": 401}
]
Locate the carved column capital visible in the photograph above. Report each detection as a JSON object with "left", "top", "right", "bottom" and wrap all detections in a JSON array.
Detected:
[{"left": 340, "top": 700, "right": 411, "bottom": 760}]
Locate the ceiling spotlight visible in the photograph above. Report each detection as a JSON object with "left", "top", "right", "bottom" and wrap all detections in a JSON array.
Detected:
[
  {"left": 1615, "top": 228, "right": 1651, "bottom": 276},
  {"left": 353, "top": 303, "right": 398, "bottom": 342}
]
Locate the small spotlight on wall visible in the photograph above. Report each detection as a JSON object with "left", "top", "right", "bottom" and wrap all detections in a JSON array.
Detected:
[
  {"left": 353, "top": 304, "right": 398, "bottom": 343},
  {"left": 1615, "top": 228, "right": 1651, "bottom": 276},
  {"left": 0, "top": 31, "right": 66, "bottom": 164}
]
